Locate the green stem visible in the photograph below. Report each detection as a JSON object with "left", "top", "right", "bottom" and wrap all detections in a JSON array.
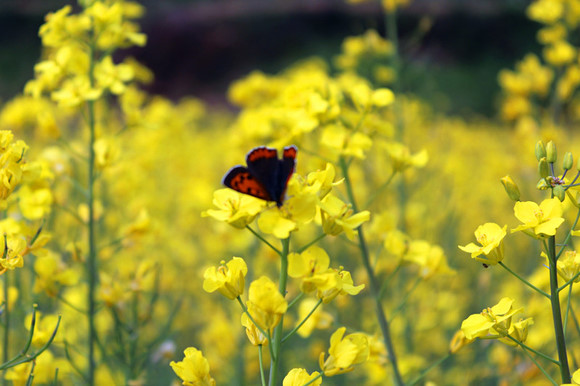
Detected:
[
  {"left": 3, "top": 271, "right": 9, "bottom": 370},
  {"left": 379, "top": 263, "right": 402, "bottom": 300},
  {"left": 258, "top": 345, "right": 266, "bottom": 386},
  {"left": 302, "top": 372, "right": 323, "bottom": 386},
  {"left": 236, "top": 296, "right": 273, "bottom": 359},
  {"left": 86, "top": 35, "right": 98, "bottom": 386},
  {"left": 548, "top": 236, "right": 571, "bottom": 383},
  {"left": 282, "top": 298, "right": 322, "bottom": 343},
  {"left": 509, "top": 336, "right": 559, "bottom": 365},
  {"left": 246, "top": 226, "right": 282, "bottom": 256},
  {"left": 405, "top": 353, "right": 451, "bottom": 386},
  {"left": 564, "top": 283, "right": 573, "bottom": 334},
  {"left": 286, "top": 292, "right": 304, "bottom": 310},
  {"left": 268, "top": 237, "right": 290, "bottom": 386},
  {"left": 364, "top": 171, "right": 397, "bottom": 209},
  {"left": 507, "top": 336, "right": 558, "bottom": 385},
  {"left": 297, "top": 234, "right": 326, "bottom": 254},
  {"left": 558, "top": 271, "right": 580, "bottom": 293},
  {"left": 339, "top": 158, "right": 404, "bottom": 386},
  {"left": 390, "top": 276, "right": 421, "bottom": 319},
  {"left": 557, "top": 208, "right": 580, "bottom": 259},
  {"left": 499, "top": 262, "right": 550, "bottom": 299}
]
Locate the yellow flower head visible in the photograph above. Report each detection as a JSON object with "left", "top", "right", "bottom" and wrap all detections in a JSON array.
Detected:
[
  {"left": 461, "top": 297, "right": 525, "bottom": 341},
  {"left": 459, "top": 223, "right": 507, "bottom": 266},
  {"left": 295, "top": 298, "right": 333, "bottom": 338},
  {"left": 319, "top": 194, "right": 370, "bottom": 239},
  {"left": 247, "top": 276, "right": 288, "bottom": 331},
  {"left": 202, "top": 188, "right": 265, "bottom": 229},
  {"left": 555, "top": 250, "right": 580, "bottom": 283},
  {"left": 169, "top": 347, "right": 216, "bottom": 386},
  {"left": 241, "top": 312, "right": 268, "bottom": 346},
  {"left": 512, "top": 198, "right": 565, "bottom": 238},
  {"left": 202, "top": 257, "right": 248, "bottom": 300},
  {"left": 319, "top": 327, "right": 369, "bottom": 376},
  {"left": 283, "top": 368, "right": 322, "bottom": 386}
]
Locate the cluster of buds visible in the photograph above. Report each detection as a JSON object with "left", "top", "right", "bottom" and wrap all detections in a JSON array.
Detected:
[{"left": 532, "top": 140, "right": 578, "bottom": 202}]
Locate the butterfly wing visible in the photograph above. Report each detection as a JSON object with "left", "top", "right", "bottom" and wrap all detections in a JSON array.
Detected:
[
  {"left": 274, "top": 145, "right": 297, "bottom": 205},
  {"left": 222, "top": 166, "right": 272, "bottom": 201},
  {"left": 245, "top": 147, "right": 281, "bottom": 201}
]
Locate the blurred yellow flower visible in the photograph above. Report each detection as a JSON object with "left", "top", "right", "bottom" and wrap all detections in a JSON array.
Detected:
[
  {"left": 170, "top": 347, "right": 216, "bottom": 386},
  {"left": 511, "top": 198, "right": 565, "bottom": 237},
  {"left": 202, "top": 257, "right": 248, "bottom": 300},
  {"left": 319, "top": 327, "right": 369, "bottom": 376},
  {"left": 459, "top": 223, "right": 507, "bottom": 266}
]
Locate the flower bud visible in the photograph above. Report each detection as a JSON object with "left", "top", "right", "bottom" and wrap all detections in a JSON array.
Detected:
[
  {"left": 538, "top": 157, "right": 550, "bottom": 178},
  {"left": 553, "top": 185, "right": 566, "bottom": 201},
  {"left": 536, "top": 178, "right": 550, "bottom": 190},
  {"left": 546, "top": 140, "right": 557, "bottom": 163},
  {"left": 563, "top": 152, "right": 573, "bottom": 170},
  {"left": 535, "top": 141, "right": 546, "bottom": 161},
  {"left": 500, "top": 175, "right": 520, "bottom": 201}
]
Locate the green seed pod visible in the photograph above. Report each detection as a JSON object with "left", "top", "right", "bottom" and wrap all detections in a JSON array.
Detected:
[
  {"left": 553, "top": 185, "right": 566, "bottom": 202},
  {"left": 538, "top": 157, "right": 550, "bottom": 178},
  {"left": 546, "top": 140, "right": 557, "bottom": 163},
  {"left": 500, "top": 175, "right": 520, "bottom": 201},
  {"left": 535, "top": 141, "right": 546, "bottom": 161},
  {"left": 536, "top": 178, "right": 550, "bottom": 190},
  {"left": 563, "top": 152, "right": 573, "bottom": 170}
]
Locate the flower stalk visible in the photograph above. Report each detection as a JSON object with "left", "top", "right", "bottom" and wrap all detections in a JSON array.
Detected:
[
  {"left": 268, "top": 237, "right": 290, "bottom": 386},
  {"left": 339, "top": 157, "right": 404, "bottom": 386}
]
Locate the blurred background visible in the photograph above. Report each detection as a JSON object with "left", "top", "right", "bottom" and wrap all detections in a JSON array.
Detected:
[{"left": 1, "top": 0, "right": 539, "bottom": 117}]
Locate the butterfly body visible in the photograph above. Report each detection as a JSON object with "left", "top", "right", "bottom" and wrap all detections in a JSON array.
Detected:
[{"left": 223, "top": 146, "right": 297, "bottom": 207}]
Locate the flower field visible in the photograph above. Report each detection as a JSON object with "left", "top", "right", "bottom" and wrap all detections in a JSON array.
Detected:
[{"left": 1, "top": 0, "right": 580, "bottom": 385}]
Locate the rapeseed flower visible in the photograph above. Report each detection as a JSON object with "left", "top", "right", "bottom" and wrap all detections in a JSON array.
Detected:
[
  {"left": 459, "top": 223, "right": 507, "bottom": 266},
  {"left": 202, "top": 188, "right": 265, "bottom": 229},
  {"left": 511, "top": 198, "right": 565, "bottom": 237},
  {"left": 319, "top": 327, "right": 369, "bottom": 376},
  {"left": 283, "top": 368, "right": 322, "bottom": 386},
  {"left": 170, "top": 347, "right": 216, "bottom": 386},
  {"left": 202, "top": 257, "right": 248, "bottom": 300},
  {"left": 247, "top": 276, "right": 288, "bottom": 331}
]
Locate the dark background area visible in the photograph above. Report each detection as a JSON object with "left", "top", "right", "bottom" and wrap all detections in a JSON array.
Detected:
[{"left": 0, "top": 0, "right": 539, "bottom": 116}]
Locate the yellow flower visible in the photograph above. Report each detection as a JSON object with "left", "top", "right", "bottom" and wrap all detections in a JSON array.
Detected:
[
  {"left": 404, "top": 240, "right": 454, "bottom": 279},
  {"left": 202, "top": 188, "right": 265, "bottom": 229},
  {"left": 34, "top": 251, "right": 79, "bottom": 297},
  {"left": 554, "top": 250, "right": 580, "bottom": 283},
  {"left": 383, "top": 141, "right": 428, "bottom": 172},
  {"left": 319, "top": 194, "right": 370, "bottom": 239},
  {"left": 202, "top": 257, "right": 248, "bottom": 300},
  {"left": 241, "top": 312, "right": 268, "bottom": 346},
  {"left": 499, "top": 317, "right": 534, "bottom": 346},
  {"left": 283, "top": 368, "right": 322, "bottom": 386},
  {"left": 170, "top": 347, "right": 216, "bottom": 386},
  {"left": 247, "top": 276, "right": 288, "bottom": 332},
  {"left": 544, "top": 40, "right": 576, "bottom": 66},
  {"left": 511, "top": 198, "right": 565, "bottom": 237},
  {"left": 316, "top": 268, "right": 365, "bottom": 303},
  {"left": 527, "top": 0, "right": 564, "bottom": 24},
  {"left": 257, "top": 208, "right": 298, "bottom": 239},
  {"left": 319, "top": 327, "right": 369, "bottom": 376},
  {"left": 18, "top": 186, "right": 53, "bottom": 220},
  {"left": 459, "top": 223, "right": 507, "bottom": 266},
  {"left": 461, "top": 297, "right": 524, "bottom": 341}
]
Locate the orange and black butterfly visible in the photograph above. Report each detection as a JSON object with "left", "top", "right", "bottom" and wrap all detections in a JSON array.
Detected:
[{"left": 222, "top": 145, "right": 297, "bottom": 207}]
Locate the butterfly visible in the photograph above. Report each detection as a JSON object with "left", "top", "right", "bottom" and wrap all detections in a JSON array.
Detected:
[{"left": 222, "top": 145, "right": 297, "bottom": 207}]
